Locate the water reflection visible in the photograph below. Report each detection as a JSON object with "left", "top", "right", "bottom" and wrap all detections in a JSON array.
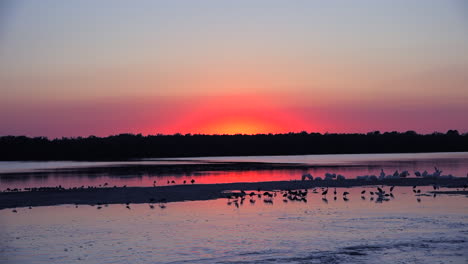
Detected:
[
  {"left": 1, "top": 186, "right": 467, "bottom": 263},
  {"left": 1, "top": 152, "right": 468, "bottom": 190}
]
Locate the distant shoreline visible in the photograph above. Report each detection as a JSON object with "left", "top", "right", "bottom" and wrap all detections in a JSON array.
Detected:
[
  {"left": 1, "top": 132, "right": 467, "bottom": 161},
  {"left": 1, "top": 178, "right": 466, "bottom": 210}
]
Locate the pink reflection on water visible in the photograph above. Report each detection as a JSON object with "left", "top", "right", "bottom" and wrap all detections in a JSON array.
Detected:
[
  {"left": 1, "top": 186, "right": 467, "bottom": 263},
  {"left": 0, "top": 164, "right": 467, "bottom": 191}
]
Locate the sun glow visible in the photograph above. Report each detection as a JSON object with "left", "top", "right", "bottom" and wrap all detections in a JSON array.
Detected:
[
  {"left": 201, "top": 118, "right": 278, "bottom": 135},
  {"left": 164, "top": 94, "right": 312, "bottom": 135}
]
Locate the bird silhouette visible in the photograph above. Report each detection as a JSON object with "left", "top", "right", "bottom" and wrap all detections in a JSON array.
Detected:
[{"left": 322, "top": 189, "right": 328, "bottom": 196}]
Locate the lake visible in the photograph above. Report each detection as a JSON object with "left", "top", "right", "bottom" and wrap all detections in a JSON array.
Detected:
[
  {"left": 0, "top": 186, "right": 467, "bottom": 264},
  {"left": 1, "top": 153, "right": 467, "bottom": 263},
  {"left": 1, "top": 152, "right": 468, "bottom": 190}
]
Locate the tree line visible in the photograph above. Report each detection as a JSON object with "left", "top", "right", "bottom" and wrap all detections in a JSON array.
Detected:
[{"left": 0, "top": 130, "right": 467, "bottom": 161}]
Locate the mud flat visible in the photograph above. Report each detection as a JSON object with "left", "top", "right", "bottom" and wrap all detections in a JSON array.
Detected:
[{"left": 1, "top": 177, "right": 467, "bottom": 209}]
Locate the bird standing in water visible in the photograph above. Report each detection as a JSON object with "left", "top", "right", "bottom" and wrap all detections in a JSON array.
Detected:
[{"left": 322, "top": 188, "right": 328, "bottom": 197}]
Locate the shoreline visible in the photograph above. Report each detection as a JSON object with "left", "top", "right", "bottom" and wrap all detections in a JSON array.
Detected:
[{"left": 1, "top": 178, "right": 467, "bottom": 210}]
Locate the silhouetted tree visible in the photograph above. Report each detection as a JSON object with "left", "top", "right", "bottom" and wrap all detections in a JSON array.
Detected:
[{"left": 0, "top": 131, "right": 467, "bottom": 161}]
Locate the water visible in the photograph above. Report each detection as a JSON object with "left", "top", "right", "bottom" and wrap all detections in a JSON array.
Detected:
[
  {"left": 1, "top": 186, "right": 467, "bottom": 264},
  {"left": 1, "top": 152, "right": 468, "bottom": 190}
]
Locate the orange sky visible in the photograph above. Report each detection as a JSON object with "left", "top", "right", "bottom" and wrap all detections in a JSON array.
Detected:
[{"left": 1, "top": 1, "right": 467, "bottom": 137}]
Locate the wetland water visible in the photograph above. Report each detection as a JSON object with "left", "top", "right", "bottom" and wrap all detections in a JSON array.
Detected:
[
  {"left": 0, "top": 186, "right": 467, "bottom": 264},
  {"left": 0, "top": 153, "right": 467, "bottom": 263},
  {"left": 0, "top": 152, "right": 467, "bottom": 190}
]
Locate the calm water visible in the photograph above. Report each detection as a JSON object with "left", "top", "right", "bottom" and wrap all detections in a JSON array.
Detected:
[
  {"left": 1, "top": 152, "right": 468, "bottom": 190},
  {"left": 1, "top": 186, "right": 467, "bottom": 264}
]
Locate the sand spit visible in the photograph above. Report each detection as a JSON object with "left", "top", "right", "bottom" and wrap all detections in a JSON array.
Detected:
[{"left": 1, "top": 178, "right": 467, "bottom": 210}]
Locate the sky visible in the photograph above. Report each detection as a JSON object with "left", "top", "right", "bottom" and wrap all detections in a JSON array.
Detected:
[{"left": 1, "top": 0, "right": 467, "bottom": 138}]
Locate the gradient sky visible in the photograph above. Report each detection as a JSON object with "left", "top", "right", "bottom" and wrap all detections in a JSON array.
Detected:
[{"left": 1, "top": 0, "right": 468, "bottom": 138}]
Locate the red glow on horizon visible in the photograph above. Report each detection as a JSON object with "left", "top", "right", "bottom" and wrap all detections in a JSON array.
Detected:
[{"left": 164, "top": 94, "right": 312, "bottom": 135}]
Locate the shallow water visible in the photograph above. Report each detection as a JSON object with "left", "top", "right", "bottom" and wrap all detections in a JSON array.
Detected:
[
  {"left": 1, "top": 186, "right": 467, "bottom": 264},
  {"left": 1, "top": 152, "right": 468, "bottom": 190}
]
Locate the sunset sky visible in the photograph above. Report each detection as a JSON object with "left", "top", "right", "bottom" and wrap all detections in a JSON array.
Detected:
[{"left": 1, "top": 0, "right": 467, "bottom": 138}]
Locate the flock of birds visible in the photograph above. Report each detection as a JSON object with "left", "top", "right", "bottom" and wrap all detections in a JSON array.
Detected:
[
  {"left": 2, "top": 179, "right": 196, "bottom": 193},
  {"left": 222, "top": 184, "right": 450, "bottom": 209},
  {"left": 5, "top": 166, "right": 468, "bottom": 213},
  {"left": 301, "top": 167, "right": 458, "bottom": 182}
]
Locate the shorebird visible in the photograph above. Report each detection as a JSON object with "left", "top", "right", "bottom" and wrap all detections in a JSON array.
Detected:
[
  {"left": 191, "top": 179, "right": 195, "bottom": 184},
  {"left": 183, "top": 180, "right": 186, "bottom": 184},
  {"left": 322, "top": 188, "right": 328, "bottom": 197},
  {"left": 159, "top": 204, "right": 166, "bottom": 209},
  {"left": 390, "top": 186, "right": 395, "bottom": 192},
  {"left": 343, "top": 191, "right": 349, "bottom": 196},
  {"left": 361, "top": 190, "right": 366, "bottom": 195},
  {"left": 333, "top": 188, "right": 337, "bottom": 195},
  {"left": 149, "top": 204, "right": 155, "bottom": 209}
]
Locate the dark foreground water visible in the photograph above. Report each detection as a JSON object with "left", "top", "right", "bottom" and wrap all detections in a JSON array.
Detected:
[
  {"left": 0, "top": 152, "right": 467, "bottom": 190},
  {"left": 0, "top": 186, "right": 467, "bottom": 264}
]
